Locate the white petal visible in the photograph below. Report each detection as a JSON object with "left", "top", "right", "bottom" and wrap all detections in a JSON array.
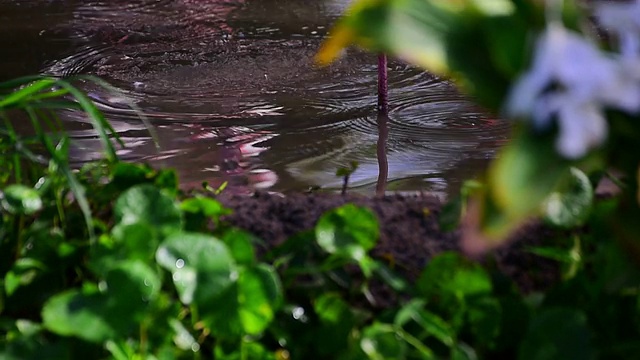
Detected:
[{"left": 555, "top": 102, "right": 607, "bottom": 159}]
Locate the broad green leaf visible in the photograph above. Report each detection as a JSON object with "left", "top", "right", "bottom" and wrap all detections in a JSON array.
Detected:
[
  {"left": 468, "top": 0, "right": 515, "bottom": 16},
  {"left": 201, "top": 264, "right": 282, "bottom": 336},
  {"left": 114, "top": 184, "right": 183, "bottom": 236},
  {"left": 239, "top": 341, "right": 277, "bottom": 360},
  {"left": 541, "top": 167, "right": 593, "bottom": 228},
  {"left": 519, "top": 308, "right": 595, "bottom": 360},
  {"left": 109, "top": 162, "right": 155, "bottom": 190},
  {"left": 360, "top": 323, "right": 406, "bottom": 360},
  {"left": 110, "top": 222, "right": 157, "bottom": 261},
  {"left": 156, "top": 232, "right": 236, "bottom": 305},
  {"left": 486, "top": 129, "right": 568, "bottom": 238},
  {"left": 181, "top": 196, "right": 230, "bottom": 216},
  {"left": 1, "top": 185, "right": 42, "bottom": 215},
  {"left": 417, "top": 252, "right": 492, "bottom": 299},
  {"left": 316, "top": 0, "right": 458, "bottom": 74},
  {"left": 42, "top": 261, "right": 159, "bottom": 343},
  {"left": 42, "top": 290, "right": 114, "bottom": 342},
  {"left": 105, "top": 260, "right": 161, "bottom": 307},
  {"left": 237, "top": 265, "right": 282, "bottom": 334},
  {"left": 315, "top": 204, "right": 379, "bottom": 262},
  {"left": 221, "top": 228, "right": 256, "bottom": 265}
]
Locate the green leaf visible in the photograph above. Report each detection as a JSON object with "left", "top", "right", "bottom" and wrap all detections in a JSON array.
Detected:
[
  {"left": 4, "top": 258, "right": 47, "bottom": 296},
  {"left": 317, "top": 0, "right": 459, "bottom": 74},
  {"left": 110, "top": 222, "right": 157, "bottom": 261},
  {"left": 1, "top": 185, "right": 42, "bottom": 215},
  {"left": 0, "top": 78, "right": 57, "bottom": 107},
  {"left": 221, "top": 228, "right": 257, "bottom": 266},
  {"left": 236, "top": 264, "right": 282, "bottom": 334},
  {"left": 114, "top": 184, "right": 183, "bottom": 237},
  {"left": 181, "top": 196, "right": 231, "bottom": 231},
  {"left": 519, "top": 308, "right": 595, "bottom": 360},
  {"left": 202, "top": 264, "right": 282, "bottom": 336},
  {"left": 417, "top": 252, "right": 492, "bottom": 300},
  {"left": 541, "top": 167, "right": 593, "bottom": 228},
  {"left": 42, "top": 261, "right": 159, "bottom": 343},
  {"left": 360, "top": 323, "right": 407, "bottom": 360},
  {"left": 315, "top": 204, "right": 379, "bottom": 262},
  {"left": 315, "top": 293, "right": 352, "bottom": 325},
  {"left": 156, "top": 232, "right": 236, "bottom": 305},
  {"left": 109, "top": 162, "right": 155, "bottom": 190},
  {"left": 467, "top": 297, "right": 501, "bottom": 347},
  {"left": 486, "top": 129, "right": 568, "bottom": 238},
  {"left": 395, "top": 300, "right": 455, "bottom": 346}
]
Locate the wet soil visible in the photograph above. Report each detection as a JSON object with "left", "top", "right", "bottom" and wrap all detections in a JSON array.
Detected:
[{"left": 217, "top": 191, "right": 560, "bottom": 293}]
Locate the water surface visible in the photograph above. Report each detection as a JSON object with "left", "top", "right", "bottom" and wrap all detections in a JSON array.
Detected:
[{"left": 0, "top": 0, "right": 509, "bottom": 197}]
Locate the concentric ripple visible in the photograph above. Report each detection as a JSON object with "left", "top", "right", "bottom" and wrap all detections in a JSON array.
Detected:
[{"left": 4, "top": 0, "right": 510, "bottom": 196}]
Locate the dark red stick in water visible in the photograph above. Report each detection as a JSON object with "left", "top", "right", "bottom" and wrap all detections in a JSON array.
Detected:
[{"left": 376, "top": 53, "right": 389, "bottom": 196}]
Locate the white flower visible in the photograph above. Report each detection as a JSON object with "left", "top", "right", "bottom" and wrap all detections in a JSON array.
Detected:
[{"left": 506, "top": 23, "right": 640, "bottom": 159}]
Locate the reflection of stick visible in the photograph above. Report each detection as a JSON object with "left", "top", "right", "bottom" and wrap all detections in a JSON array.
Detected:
[
  {"left": 376, "top": 113, "right": 389, "bottom": 196},
  {"left": 341, "top": 173, "right": 350, "bottom": 196},
  {"left": 376, "top": 53, "right": 389, "bottom": 196},
  {"left": 377, "top": 54, "right": 388, "bottom": 115}
]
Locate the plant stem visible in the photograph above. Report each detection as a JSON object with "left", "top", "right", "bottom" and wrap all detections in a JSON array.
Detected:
[{"left": 376, "top": 53, "right": 389, "bottom": 196}]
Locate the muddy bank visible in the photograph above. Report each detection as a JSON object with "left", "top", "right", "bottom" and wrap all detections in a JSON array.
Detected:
[{"left": 216, "top": 191, "right": 560, "bottom": 292}]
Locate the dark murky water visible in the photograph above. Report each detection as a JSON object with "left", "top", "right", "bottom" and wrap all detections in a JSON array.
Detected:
[{"left": 0, "top": 0, "right": 509, "bottom": 197}]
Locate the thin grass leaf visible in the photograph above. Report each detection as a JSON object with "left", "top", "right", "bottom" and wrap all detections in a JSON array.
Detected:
[
  {"left": 71, "top": 75, "right": 160, "bottom": 151},
  {"left": 28, "top": 88, "right": 70, "bottom": 101},
  {"left": 54, "top": 79, "right": 119, "bottom": 162},
  {"left": 1, "top": 113, "right": 23, "bottom": 184},
  {"left": 25, "top": 106, "right": 96, "bottom": 243},
  {"left": 0, "top": 75, "right": 53, "bottom": 90},
  {"left": 0, "top": 79, "right": 57, "bottom": 108}
]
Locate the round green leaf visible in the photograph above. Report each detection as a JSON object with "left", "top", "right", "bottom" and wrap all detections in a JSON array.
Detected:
[
  {"left": 114, "top": 184, "right": 182, "bottom": 235},
  {"left": 1, "top": 185, "right": 42, "bottom": 215},
  {"left": 542, "top": 167, "right": 593, "bottom": 228},
  {"left": 156, "top": 232, "right": 236, "bottom": 305},
  {"left": 221, "top": 228, "right": 257, "bottom": 266},
  {"left": 237, "top": 264, "right": 282, "bottom": 334},
  {"left": 42, "top": 260, "right": 160, "bottom": 343},
  {"left": 200, "top": 264, "right": 282, "bottom": 337},
  {"left": 315, "top": 204, "right": 379, "bottom": 261},
  {"left": 42, "top": 290, "right": 115, "bottom": 343},
  {"left": 417, "top": 252, "right": 492, "bottom": 299},
  {"left": 106, "top": 260, "right": 161, "bottom": 306},
  {"left": 111, "top": 222, "right": 157, "bottom": 261}
]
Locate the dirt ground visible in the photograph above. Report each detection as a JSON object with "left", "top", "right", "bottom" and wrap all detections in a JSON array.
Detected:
[{"left": 217, "top": 191, "right": 561, "bottom": 293}]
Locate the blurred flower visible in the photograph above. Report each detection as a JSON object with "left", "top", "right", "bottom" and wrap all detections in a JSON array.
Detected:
[
  {"left": 594, "top": 0, "right": 640, "bottom": 59},
  {"left": 506, "top": 23, "right": 640, "bottom": 159}
]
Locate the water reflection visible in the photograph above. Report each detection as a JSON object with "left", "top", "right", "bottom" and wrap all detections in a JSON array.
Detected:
[{"left": 0, "top": 0, "right": 509, "bottom": 196}]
